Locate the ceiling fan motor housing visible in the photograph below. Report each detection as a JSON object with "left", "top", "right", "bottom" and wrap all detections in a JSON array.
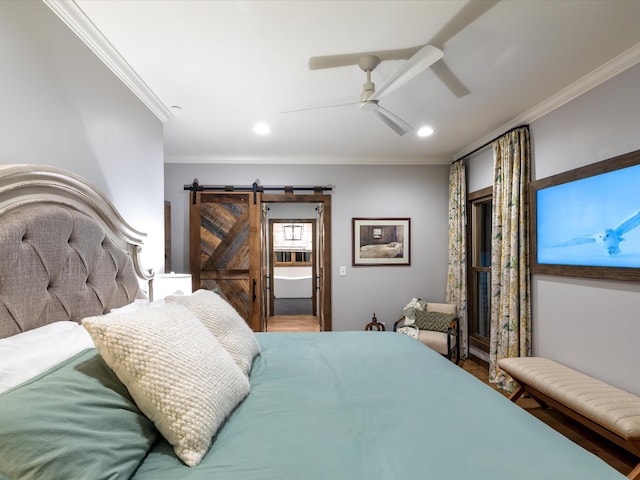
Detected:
[
  {"left": 361, "top": 81, "right": 375, "bottom": 102},
  {"left": 357, "top": 54, "right": 381, "bottom": 72}
]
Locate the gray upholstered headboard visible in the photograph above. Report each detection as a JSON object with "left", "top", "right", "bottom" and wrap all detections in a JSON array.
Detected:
[{"left": 0, "top": 164, "right": 152, "bottom": 339}]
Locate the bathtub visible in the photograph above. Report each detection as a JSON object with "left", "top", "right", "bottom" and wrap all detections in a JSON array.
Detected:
[{"left": 273, "top": 266, "right": 312, "bottom": 298}]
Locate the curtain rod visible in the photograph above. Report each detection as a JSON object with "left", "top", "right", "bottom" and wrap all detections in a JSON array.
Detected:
[
  {"left": 184, "top": 179, "right": 333, "bottom": 204},
  {"left": 454, "top": 125, "right": 529, "bottom": 163}
]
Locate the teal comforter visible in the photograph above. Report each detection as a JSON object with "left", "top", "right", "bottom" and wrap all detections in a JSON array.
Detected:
[
  {"left": 135, "top": 332, "right": 624, "bottom": 479},
  {"left": 0, "top": 332, "right": 626, "bottom": 479}
]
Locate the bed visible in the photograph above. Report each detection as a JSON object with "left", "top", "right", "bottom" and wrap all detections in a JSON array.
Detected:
[
  {"left": 359, "top": 241, "right": 403, "bottom": 258},
  {"left": 0, "top": 165, "right": 629, "bottom": 480}
]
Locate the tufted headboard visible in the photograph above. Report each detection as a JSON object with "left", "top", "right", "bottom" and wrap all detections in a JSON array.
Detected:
[{"left": 0, "top": 164, "right": 153, "bottom": 339}]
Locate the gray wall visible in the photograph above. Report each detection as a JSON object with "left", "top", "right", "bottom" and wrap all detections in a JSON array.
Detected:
[
  {"left": 0, "top": 1, "right": 165, "bottom": 274},
  {"left": 165, "top": 163, "right": 450, "bottom": 331},
  {"left": 466, "top": 62, "right": 640, "bottom": 395}
]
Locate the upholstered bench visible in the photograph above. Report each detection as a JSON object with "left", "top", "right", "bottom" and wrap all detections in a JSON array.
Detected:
[{"left": 499, "top": 357, "right": 640, "bottom": 479}]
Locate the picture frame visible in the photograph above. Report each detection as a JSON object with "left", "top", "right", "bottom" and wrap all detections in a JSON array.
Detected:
[
  {"left": 530, "top": 148, "right": 640, "bottom": 281},
  {"left": 352, "top": 218, "right": 410, "bottom": 266}
]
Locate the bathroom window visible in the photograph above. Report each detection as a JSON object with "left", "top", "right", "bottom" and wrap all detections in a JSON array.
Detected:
[{"left": 275, "top": 250, "right": 311, "bottom": 266}]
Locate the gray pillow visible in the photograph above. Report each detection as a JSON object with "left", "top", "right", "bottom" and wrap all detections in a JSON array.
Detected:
[{"left": 414, "top": 310, "right": 457, "bottom": 333}]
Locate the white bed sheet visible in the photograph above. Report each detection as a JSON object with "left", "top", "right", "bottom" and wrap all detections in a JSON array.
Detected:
[{"left": 0, "top": 321, "right": 94, "bottom": 393}]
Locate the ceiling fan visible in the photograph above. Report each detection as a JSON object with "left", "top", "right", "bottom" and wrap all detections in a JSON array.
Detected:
[
  {"left": 282, "top": 0, "right": 499, "bottom": 135},
  {"left": 308, "top": 0, "right": 499, "bottom": 96},
  {"left": 282, "top": 45, "right": 443, "bottom": 136}
]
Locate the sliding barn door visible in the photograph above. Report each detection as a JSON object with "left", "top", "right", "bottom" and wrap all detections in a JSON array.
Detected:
[{"left": 190, "top": 191, "right": 261, "bottom": 331}]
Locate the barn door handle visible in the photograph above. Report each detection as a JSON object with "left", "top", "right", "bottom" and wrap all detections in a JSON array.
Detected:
[{"left": 252, "top": 279, "right": 257, "bottom": 302}]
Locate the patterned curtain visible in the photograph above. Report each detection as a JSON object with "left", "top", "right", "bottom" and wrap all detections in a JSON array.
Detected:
[
  {"left": 489, "top": 126, "right": 532, "bottom": 391},
  {"left": 446, "top": 161, "right": 468, "bottom": 357}
]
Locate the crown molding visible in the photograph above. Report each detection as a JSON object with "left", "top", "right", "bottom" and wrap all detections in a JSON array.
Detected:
[
  {"left": 164, "top": 155, "right": 451, "bottom": 166},
  {"left": 43, "top": 0, "right": 172, "bottom": 123},
  {"left": 454, "top": 42, "right": 640, "bottom": 160}
]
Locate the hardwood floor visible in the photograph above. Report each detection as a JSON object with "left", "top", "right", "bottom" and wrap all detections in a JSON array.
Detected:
[
  {"left": 266, "top": 314, "right": 320, "bottom": 332},
  {"left": 460, "top": 357, "right": 637, "bottom": 477}
]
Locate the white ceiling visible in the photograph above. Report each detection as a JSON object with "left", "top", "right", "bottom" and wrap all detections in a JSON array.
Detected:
[{"left": 60, "top": 0, "right": 640, "bottom": 164}]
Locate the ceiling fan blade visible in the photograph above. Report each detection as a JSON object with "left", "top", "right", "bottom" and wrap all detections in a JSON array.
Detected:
[
  {"left": 368, "top": 44, "right": 443, "bottom": 101},
  {"left": 361, "top": 102, "right": 413, "bottom": 136},
  {"left": 309, "top": 46, "right": 420, "bottom": 70},
  {"left": 430, "top": 60, "right": 470, "bottom": 98},
  {"left": 279, "top": 101, "right": 359, "bottom": 114},
  {"left": 373, "top": 108, "right": 413, "bottom": 136},
  {"left": 426, "top": 0, "right": 499, "bottom": 97},
  {"left": 429, "top": 0, "right": 499, "bottom": 47}
]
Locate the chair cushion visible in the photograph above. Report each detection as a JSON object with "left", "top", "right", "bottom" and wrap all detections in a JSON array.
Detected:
[
  {"left": 417, "top": 330, "right": 449, "bottom": 355},
  {"left": 398, "top": 326, "right": 448, "bottom": 355}
]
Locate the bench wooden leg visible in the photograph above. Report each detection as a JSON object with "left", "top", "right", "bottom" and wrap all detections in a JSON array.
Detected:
[
  {"left": 508, "top": 385, "right": 525, "bottom": 402},
  {"left": 628, "top": 462, "right": 640, "bottom": 480},
  {"left": 507, "top": 383, "right": 550, "bottom": 408},
  {"left": 529, "top": 394, "right": 549, "bottom": 409}
]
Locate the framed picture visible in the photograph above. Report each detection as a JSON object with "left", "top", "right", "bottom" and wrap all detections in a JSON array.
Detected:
[
  {"left": 530, "top": 148, "right": 640, "bottom": 281},
  {"left": 352, "top": 218, "right": 410, "bottom": 266}
]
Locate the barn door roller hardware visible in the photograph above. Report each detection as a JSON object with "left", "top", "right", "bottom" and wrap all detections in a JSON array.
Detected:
[{"left": 184, "top": 179, "right": 332, "bottom": 204}]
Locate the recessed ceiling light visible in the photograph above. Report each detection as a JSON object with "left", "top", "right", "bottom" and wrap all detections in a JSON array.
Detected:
[
  {"left": 253, "top": 122, "right": 270, "bottom": 135},
  {"left": 417, "top": 125, "right": 434, "bottom": 137}
]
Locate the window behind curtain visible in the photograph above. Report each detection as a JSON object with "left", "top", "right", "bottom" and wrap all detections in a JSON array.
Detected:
[{"left": 468, "top": 187, "right": 492, "bottom": 352}]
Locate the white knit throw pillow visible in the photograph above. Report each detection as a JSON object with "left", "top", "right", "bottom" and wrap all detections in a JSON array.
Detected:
[
  {"left": 167, "top": 289, "right": 260, "bottom": 376},
  {"left": 83, "top": 303, "right": 250, "bottom": 467}
]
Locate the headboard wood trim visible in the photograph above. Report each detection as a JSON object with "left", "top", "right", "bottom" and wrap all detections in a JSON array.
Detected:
[{"left": 0, "top": 164, "right": 152, "bottom": 281}]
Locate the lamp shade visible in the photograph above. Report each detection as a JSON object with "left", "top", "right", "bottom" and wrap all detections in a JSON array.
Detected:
[{"left": 151, "top": 273, "right": 192, "bottom": 301}]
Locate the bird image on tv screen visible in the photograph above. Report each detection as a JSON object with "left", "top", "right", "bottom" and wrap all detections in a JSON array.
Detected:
[{"left": 547, "top": 209, "right": 640, "bottom": 255}]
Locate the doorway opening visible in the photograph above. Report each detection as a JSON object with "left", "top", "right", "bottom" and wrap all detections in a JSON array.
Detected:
[
  {"left": 261, "top": 194, "right": 331, "bottom": 333},
  {"left": 271, "top": 220, "right": 315, "bottom": 317}
]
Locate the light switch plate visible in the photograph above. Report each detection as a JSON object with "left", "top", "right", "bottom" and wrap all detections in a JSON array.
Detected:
[{"left": 339, "top": 265, "right": 346, "bottom": 276}]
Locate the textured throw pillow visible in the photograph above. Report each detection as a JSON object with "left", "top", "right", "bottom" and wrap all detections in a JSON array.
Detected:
[
  {"left": 414, "top": 310, "right": 457, "bottom": 333},
  {"left": 83, "top": 302, "right": 250, "bottom": 467},
  {"left": 166, "top": 289, "right": 260, "bottom": 376}
]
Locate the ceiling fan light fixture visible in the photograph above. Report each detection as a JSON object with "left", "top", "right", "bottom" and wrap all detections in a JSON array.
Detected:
[
  {"left": 253, "top": 122, "right": 270, "bottom": 135},
  {"left": 417, "top": 125, "right": 434, "bottom": 137}
]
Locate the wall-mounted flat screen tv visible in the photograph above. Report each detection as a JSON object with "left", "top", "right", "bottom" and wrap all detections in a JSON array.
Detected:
[{"left": 530, "top": 148, "right": 640, "bottom": 281}]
